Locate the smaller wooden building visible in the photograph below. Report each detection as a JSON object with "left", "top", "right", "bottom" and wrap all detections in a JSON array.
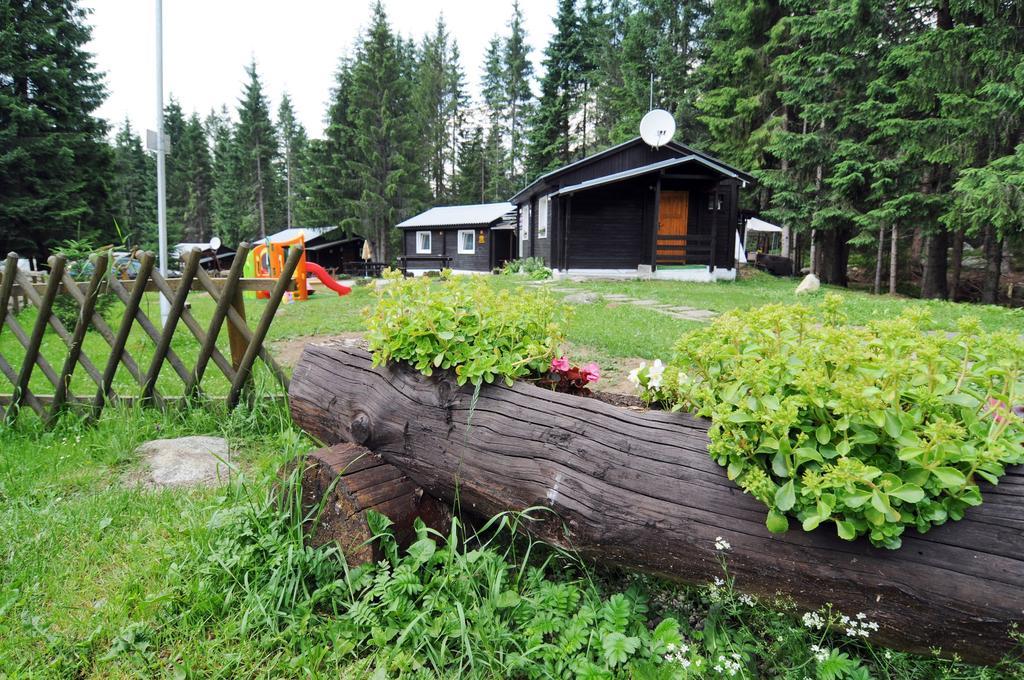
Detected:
[
  {"left": 396, "top": 203, "right": 516, "bottom": 275},
  {"left": 510, "top": 137, "right": 753, "bottom": 281}
]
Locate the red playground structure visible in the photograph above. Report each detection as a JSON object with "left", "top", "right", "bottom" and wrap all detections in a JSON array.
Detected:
[{"left": 250, "top": 234, "right": 351, "bottom": 300}]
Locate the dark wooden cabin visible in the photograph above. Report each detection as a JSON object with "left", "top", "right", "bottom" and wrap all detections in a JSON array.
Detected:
[
  {"left": 396, "top": 203, "right": 516, "bottom": 275},
  {"left": 510, "top": 137, "right": 753, "bottom": 280}
]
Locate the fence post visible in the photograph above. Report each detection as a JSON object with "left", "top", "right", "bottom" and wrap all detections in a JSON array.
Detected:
[
  {"left": 227, "top": 245, "right": 302, "bottom": 409},
  {"left": 48, "top": 252, "right": 109, "bottom": 424},
  {"left": 93, "top": 253, "right": 156, "bottom": 417},
  {"left": 188, "top": 242, "right": 250, "bottom": 396},
  {"left": 141, "top": 249, "right": 201, "bottom": 402},
  {"left": 7, "top": 255, "right": 66, "bottom": 421},
  {"left": 228, "top": 289, "right": 247, "bottom": 371}
]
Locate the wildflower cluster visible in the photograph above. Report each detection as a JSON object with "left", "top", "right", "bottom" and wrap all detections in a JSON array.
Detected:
[
  {"left": 840, "top": 612, "right": 879, "bottom": 639},
  {"left": 800, "top": 606, "right": 879, "bottom": 640},
  {"left": 713, "top": 652, "right": 743, "bottom": 676},
  {"left": 663, "top": 641, "right": 705, "bottom": 672},
  {"left": 802, "top": 611, "right": 825, "bottom": 630}
]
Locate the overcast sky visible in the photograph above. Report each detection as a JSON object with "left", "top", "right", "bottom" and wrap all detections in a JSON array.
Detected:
[{"left": 84, "top": 0, "right": 557, "bottom": 139}]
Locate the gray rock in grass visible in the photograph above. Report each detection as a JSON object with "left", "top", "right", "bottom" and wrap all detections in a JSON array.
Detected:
[{"left": 133, "top": 436, "right": 233, "bottom": 489}]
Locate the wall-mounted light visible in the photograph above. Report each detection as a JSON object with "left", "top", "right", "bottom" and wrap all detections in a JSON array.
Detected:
[{"left": 478, "top": 230, "right": 486, "bottom": 244}]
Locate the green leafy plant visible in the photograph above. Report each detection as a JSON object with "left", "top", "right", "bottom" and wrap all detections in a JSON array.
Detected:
[
  {"left": 649, "top": 294, "right": 1024, "bottom": 548},
  {"left": 50, "top": 238, "right": 117, "bottom": 329},
  {"left": 366, "top": 269, "right": 567, "bottom": 386},
  {"left": 500, "top": 256, "right": 553, "bottom": 280}
]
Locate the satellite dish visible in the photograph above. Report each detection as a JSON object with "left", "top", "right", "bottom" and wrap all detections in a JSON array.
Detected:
[
  {"left": 208, "top": 236, "right": 222, "bottom": 251},
  {"left": 639, "top": 109, "right": 676, "bottom": 148}
]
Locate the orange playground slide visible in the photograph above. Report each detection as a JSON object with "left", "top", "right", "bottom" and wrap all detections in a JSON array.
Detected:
[{"left": 305, "top": 261, "right": 351, "bottom": 296}]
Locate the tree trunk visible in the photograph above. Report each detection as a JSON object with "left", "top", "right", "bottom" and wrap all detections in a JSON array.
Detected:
[
  {"left": 873, "top": 226, "right": 886, "bottom": 295},
  {"left": 817, "top": 228, "right": 850, "bottom": 287},
  {"left": 920, "top": 231, "right": 949, "bottom": 299},
  {"left": 298, "top": 442, "right": 451, "bottom": 565},
  {"left": 981, "top": 224, "right": 1002, "bottom": 304},
  {"left": 289, "top": 342, "right": 1024, "bottom": 666},
  {"left": 256, "top": 154, "right": 267, "bottom": 239},
  {"left": 889, "top": 224, "right": 899, "bottom": 295},
  {"left": 808, "top": 229, "right": 818, "bottom": 276},
  {"left": 949, "top": 228, "right": 965, "bottom": 301}
]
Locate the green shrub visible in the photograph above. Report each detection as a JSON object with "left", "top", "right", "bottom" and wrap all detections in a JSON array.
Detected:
[
  {"left": 366, "top": 270, "right": 567, "bottom": 386},
  {"left": 501, "top": 257, "right": 553, "bottom": 280},
  {"left": 50, "top": 239, "right": 117, "bottom": 330},
  {"left": 637, "top": 294, "right": 1024, "bottom": 549}
]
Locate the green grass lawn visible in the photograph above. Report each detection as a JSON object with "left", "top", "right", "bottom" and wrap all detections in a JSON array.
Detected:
[
  {"left": 553, "top": 270, "right": 1024, "bottom": 333},
  {"left": 3, "top": 272, "right": 1019, "bottom": 404},
  {"left": 2, "top": 273, "right": 1022, "bottom": 677},
  {"left": 0, "top": 284, "right": 375, "bottom": 401}
]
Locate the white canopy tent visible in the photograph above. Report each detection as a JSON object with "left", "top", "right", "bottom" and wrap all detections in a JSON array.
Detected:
[{"left": 744, "top": 217, "right": 783, "bottom": 234}]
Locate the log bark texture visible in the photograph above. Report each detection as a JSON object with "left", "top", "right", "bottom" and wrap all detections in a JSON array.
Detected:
[
  {"left": 290, "top": 342, "right": 1024, "bottom": 664},
  {"left": 299, "top": 442, "right": 450, "bottom": 565}
]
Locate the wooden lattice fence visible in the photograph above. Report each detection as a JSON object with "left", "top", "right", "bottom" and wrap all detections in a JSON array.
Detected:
[{"left": 0, "top": 242, "right": 301, "bottom": 424}]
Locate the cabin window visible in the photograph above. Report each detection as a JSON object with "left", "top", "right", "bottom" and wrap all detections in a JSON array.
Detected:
[
  {"left": 416, "top": 231, "right": 432, "bottom": 254},
  {"left": 537, "top": 195, "right": 550, "bottom": 239},
  {"left": 519, "top": 204, "right": 531, "bottom": 241},
  {"left": 708, "top": 193, "right": 725, "bottom": 211},
  {"left": 457, "top": 229, "right": 475, "bottom": 254}
]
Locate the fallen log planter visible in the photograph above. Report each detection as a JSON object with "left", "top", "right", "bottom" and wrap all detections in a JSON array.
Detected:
[
  {"left": 298, "top": 442, "right": 450, "bottom": 565},
  {"left": 290, "top": 341, "right": 1024, "bottom": 665}
]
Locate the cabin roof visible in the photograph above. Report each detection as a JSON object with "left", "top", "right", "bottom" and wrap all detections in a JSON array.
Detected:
[
  {"left": 510, "top": 137, "right": 753, "bottom": 203},
  {"left": 396, "top": 202, "right": 515, "bottom": 229},
  {"left": 260, "top": 226, "right": 339, "bottom": 244},
  {"left": 556, "top": 155, "right": 743, "bottom": 196}
]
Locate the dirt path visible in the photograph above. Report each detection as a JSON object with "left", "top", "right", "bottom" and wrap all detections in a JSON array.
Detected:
[{"left": 270, "top": 332, "right": 367, "bottom": 369}]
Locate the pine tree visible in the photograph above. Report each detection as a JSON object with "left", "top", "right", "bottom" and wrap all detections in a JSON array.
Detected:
[
  {"left": 208, "top": 106, "right": 247, "bottom": 246},
  {"left": 179, "top": 113, "right": 213, "bottom": 242},
  {"left": 0, "top": 0, "right": 115, "bottom": 256},
  {"left": 303, "top": 60, "right": 357, "bottom": 228},
  {"left": 277, "top": 92, "right": 308, "bottom": 228},
  {"left": 480, "top": 37, "right": 513, "bottom": 197},
  {"left": 344, "top": 2, "right": 428, "bottom": 262},
  {"left": 601, "top": 0, "right": 710, "bottom": 144},
  {"left": 526, "top": 0, "right": 584, "bottom": 177},
  {"left": 576, "top": 0, "right": 609, "bottom": 156},
  {"left": 454, "top": 126, "right": 488, "bottom": 203},
  {"left": 235, "top": 61, "right": 282, "bottom": 239},
  {"left": 415, "top": 17, "right": 468, "bottom": 201},
  {"left": 869, "top": 0, "right": 1024, "bottom": 300},
  {"left": 162, "top": 97, "right": 188, "bottom": 242},
  {"left": 504, "top": 1, "right": 534, "bottom": 186},
  {"left": 110, "top": 118, "right": 156, "bottom": 244}
]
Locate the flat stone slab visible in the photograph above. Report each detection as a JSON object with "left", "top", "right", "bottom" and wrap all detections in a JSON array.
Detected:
[
  {"left": 563, "top": 291, "right": 599, "bottom": 304},
  {"left": 132, "top": 436, "right": 233, "bottom": 489}
]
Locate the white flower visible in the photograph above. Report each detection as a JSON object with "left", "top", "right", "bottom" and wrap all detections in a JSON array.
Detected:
[
  {"left": 802, "top": 611, "right": 824, "bottom": 630},
  {"left": 714, "top": 536, "right": 731, "bottom": 551},
  {"left": 738, "top": 593, "right": 755, "bottom": 606},
  {"left": 810, "top": 644, "right": 829, "bottom": 663},
  {"left": 648, "top": 359, "right": 665, "bottom": 389},
  {"left": 628, "top": 362, "right": 646, "bottom": 387}
]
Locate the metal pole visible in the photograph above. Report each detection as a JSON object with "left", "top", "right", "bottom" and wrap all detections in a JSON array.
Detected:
[{"left": 155, "top": 0, "right": 170, "bottom": 325}]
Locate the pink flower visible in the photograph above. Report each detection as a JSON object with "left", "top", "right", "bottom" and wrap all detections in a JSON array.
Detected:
[
  {"left": 550, "top": 356, "right": 570, "bottom": 373},
  {"left": 580, "top": 362, "right": 601, "bottom": 383},
  {"left": 988, "top": 398, "right": 1009, "bottom": 424}
]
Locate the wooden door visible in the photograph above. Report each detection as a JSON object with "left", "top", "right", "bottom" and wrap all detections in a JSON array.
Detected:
[{"left": 657, "top": 190, "right": 689, "bottom": 262}]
